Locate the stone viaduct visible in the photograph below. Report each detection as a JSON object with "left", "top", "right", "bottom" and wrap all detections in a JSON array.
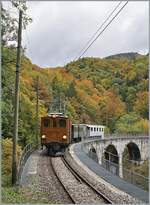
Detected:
[{"left": 82, "top": 136, "right": 149, "bottom": 178}]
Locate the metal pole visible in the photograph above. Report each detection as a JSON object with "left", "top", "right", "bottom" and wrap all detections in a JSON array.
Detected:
[
  {"left": 12, "top": 9, "right": 23, "bottom": 186},
  {"left": 108, "top": 152, "right": 110, "bottom": 171},
  {"left": 63, "top": 101, "right": 65, "bottom": 114},
  {"left": 59, "top": 96, "right": 61, "bottom": 113},
  {"left": 36, "top": 76, "right": 39, "bottom": 147},
  {"left": 131, "top": 160, "right": 134, "bottom": 184}
]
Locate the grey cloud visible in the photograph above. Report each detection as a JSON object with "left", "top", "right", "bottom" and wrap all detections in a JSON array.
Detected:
[{"left": 20, "top": 1, "right": 149, "bottom": 67}]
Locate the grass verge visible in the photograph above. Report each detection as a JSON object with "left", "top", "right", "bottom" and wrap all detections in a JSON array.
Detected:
[{"left": 2, "top": 186, "right": 51, "bottom": 203}]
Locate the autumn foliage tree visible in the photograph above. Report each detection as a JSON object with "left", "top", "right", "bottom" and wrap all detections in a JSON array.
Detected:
[
  {"left": 98, "top": 91, "right": 125, "bottom": 132},
  {"left": 133, "top": 91, "right": 148, "bottom": 119}
]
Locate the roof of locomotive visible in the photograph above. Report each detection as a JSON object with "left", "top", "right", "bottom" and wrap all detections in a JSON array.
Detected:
[{"left": 41, "top": 113, "right": 68, "bottom": 119}]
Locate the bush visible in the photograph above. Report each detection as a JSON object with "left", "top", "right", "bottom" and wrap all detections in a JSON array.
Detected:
[
  {"left": 2, "top": 187, "right": 27, "bottom": 203},
  {"left": 2, "top": 138, "right": 22, "bottom": 186}
]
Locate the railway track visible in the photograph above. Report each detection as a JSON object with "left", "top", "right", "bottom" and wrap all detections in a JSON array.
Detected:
[
  {"left": 51, "top": 156, "right": 113, "bottom": 204},
  {"left": 62, "top": 156, "right": 113, "bottom": 204},
  {"left": 50, "top": 157, "right": 76, "bottom": 204}
]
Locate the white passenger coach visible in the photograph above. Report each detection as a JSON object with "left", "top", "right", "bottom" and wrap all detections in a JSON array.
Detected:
[{"left": 72, "top": 124, "right": 105, "bottom": 141}]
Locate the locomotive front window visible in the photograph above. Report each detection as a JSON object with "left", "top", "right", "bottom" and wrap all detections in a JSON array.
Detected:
[
  {"left": 53, "top": 119, "right": 57, "bottom": 127},
  {"left": 43, "top": 119, "right": 50, "bottom": 128},
  {"left": 59, "top": 119, "right": 66, "bottom": 127}
]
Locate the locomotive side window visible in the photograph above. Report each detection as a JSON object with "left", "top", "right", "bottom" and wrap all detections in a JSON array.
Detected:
[
  {"left": 59, "top": 119, "right": 66, "bottom": 127},
  {"left": 43, "top": 119, "right": 50, "bottom": 128}
]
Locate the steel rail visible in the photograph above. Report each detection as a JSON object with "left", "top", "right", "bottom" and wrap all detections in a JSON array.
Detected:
[
  {"left": 50, "top": 157, "right": 76, "bottom": 204},
  {"left": 61, "top": 157, "right": 82, "bottom": 184},
  {"left": 62, "top": 156, "right": 113, "bottom": 204}
]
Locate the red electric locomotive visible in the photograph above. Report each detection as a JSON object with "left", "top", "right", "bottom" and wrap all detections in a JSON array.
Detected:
[{"left": 41, "top": 113, "right": 72, "bottom": 156}]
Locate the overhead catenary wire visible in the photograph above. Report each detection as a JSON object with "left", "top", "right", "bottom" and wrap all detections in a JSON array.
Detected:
[
  {"left": 74, "top": 1, "right": 122, "bottom": 61},
  {"left": 75, "top": 1, "right": 129, "bottom": 61}
]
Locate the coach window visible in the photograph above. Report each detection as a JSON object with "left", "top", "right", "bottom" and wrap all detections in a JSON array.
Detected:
[
  {"left": 43, "top": 119, "right": 50, "bottom": 128},
  {"left": 91, "top": 127, "right": 93, "bottom": 131},
  {"left": 97, "top": 127, "right": 98, "bottom": 131},
  {"left": 59, "top": 119, "right": 66, "bottom": 127},
  {"left": 94, "top": 127, "right": 96, "bottom": 131},
  {"left": 99, "top": 128, "right": 101, "bottom": 131}
]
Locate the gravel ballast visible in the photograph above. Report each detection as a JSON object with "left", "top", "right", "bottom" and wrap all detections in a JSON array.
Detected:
[
  {"left": 51, "top": 157, "right": 107, "bottom": 204},
  {"left": 21, "top": 150, "right": 73, "bottom": 204}
]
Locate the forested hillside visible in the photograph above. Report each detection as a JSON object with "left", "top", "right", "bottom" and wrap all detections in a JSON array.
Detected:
[
  {"left": 2, "top": 47, "right": 148, "bottom": 147},
  {"left": 105, "top": 52, "right": 141, "bottom": 60}
]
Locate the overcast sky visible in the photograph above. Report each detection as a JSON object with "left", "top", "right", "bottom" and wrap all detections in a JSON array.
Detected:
[{"left": 3, "top": 1, "right": 149, "bottom": 68}]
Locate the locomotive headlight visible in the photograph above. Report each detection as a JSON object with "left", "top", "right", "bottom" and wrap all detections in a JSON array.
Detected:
[
  {"left": 62, "top": 135, "right": 67, "bottom": 139},
  {"left": 42, "top": 135, "right": 46, "bottom": 139}
]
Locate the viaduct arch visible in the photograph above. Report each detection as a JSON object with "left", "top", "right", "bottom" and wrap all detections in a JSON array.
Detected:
[{"left": 83, "top": 136, "right": 148, "bottom": 178}]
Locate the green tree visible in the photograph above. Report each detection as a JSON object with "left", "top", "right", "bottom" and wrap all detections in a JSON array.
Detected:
[
  {"left": 115, "top": 112, "right": 148, "bottom": 134},
  {"left": 1, "top": 1, "right": 32, "bottom": 47}
]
